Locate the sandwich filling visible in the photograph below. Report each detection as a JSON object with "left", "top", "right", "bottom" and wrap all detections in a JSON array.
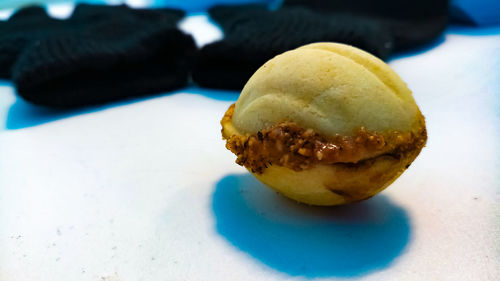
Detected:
[{"left": 222, "top": 104, "right": 427, "bottom": 174}]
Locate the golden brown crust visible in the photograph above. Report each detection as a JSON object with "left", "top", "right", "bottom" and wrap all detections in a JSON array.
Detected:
[{"left": 222, "top": 103, "right": 427, "bottom": 174}]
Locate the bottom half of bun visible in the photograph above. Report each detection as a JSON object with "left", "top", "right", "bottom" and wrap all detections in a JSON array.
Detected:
[{"left": 252, "top": 148, "right": 421, "bottom": 206}]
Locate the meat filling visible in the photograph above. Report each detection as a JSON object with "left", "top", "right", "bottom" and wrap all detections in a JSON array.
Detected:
[{"left": 222, "top": 104, "right": 427, "bottom": 174}]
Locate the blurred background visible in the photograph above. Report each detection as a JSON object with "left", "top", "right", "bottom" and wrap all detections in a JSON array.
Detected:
[
  {"left": 1, "top": 0, "right": 499, "bottom": 109},
  {"left": 0, "top": 0, "right": 276, "bottom": 11},
  {"left": 0, "top": 0, "right": 499, "bottom": 25}
]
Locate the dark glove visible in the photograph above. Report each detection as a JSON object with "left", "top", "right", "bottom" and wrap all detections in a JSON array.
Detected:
[
  {"left": 0, "top": 4, "right": 197, "bottom": 108},
  {"left": 0, "top": 6, "right": 62, "bottom": 79},
  {"left": 192, "top": 4, "right": 394, "bottom": 90},
  {"left": 284, "top": 0, "right": 449, "bottom": 51}
]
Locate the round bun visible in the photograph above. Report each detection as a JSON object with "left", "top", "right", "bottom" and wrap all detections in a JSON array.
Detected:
[{"left": 222, "top": 42, "right": 426, "bottom": 206}]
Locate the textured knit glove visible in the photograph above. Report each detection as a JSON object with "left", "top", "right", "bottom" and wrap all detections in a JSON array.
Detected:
[
  {"left": 284, "top": 0, "right": 449, "bottom": 51},
  {"left": 0, "top": 4, "right": 197, "bottom": 108},
  {"left": 192, "top": 4, "right": 394, "bottom": 90},
  {"left": 0, "top": 6, "right": 63, "bottom": 79}
]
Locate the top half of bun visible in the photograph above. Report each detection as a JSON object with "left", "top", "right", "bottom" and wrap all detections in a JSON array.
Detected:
[{"left": 231, "top": 42, "right": 424, "bottom": 139}]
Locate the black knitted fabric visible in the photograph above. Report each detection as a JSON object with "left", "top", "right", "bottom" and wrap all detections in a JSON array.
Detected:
[
  {"left": 284, "top": 0, "right": 449, "bottom": 51},
  {"left": 0, "top": 4, "right": 197, "bottom": 108},
  {"left": 193, "top": 5, "right": 394, "bottom": 90},
  {"left": 0, "top": 6, "right": 62, "bottom": 79}
]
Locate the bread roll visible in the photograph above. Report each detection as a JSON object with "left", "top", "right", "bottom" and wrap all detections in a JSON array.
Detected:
[{"left": 221, "top": 42, "right": 427, "bottom": 206}]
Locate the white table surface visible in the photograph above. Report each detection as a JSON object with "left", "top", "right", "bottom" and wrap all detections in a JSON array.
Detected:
[{"left": 0, "top": 6, "right": 499, "bottom": 281}]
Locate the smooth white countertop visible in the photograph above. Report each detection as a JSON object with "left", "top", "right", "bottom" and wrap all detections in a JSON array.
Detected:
[{"left": 0, "top": 8, "right": 499, "bottom": 281}]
